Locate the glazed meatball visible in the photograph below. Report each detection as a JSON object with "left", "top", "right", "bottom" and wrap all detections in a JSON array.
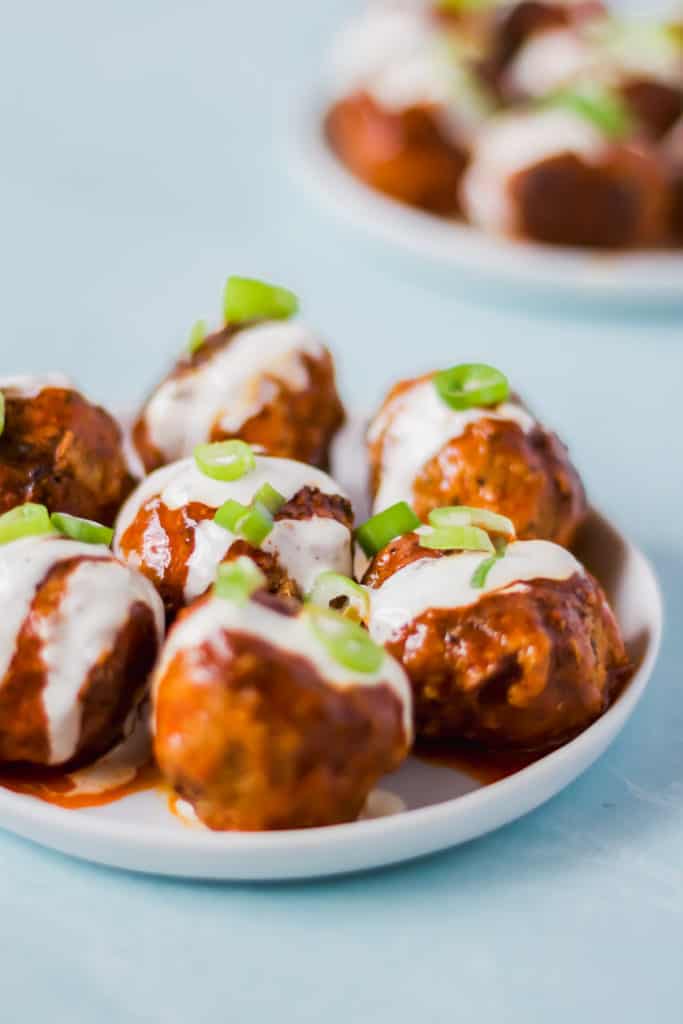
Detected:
[
  {"left": 153, "top": 591, "right": 412, "bottom": 830},
  {"left": 325, "top": 3, "right": 470, "bottom": 214},
  {"left": 461, "top": 107, "right": 669, "bottom": 247},
  {"left": 0, "top": 535, "right": 164, "bottom": 766},
  {"left": 368, "top": 372, "right": 586, "bottom": 547},
  {"left": 133, "top": 320, "right": 344, "bottom": 473},
  {"left": 114, "top": 454, "right": 354, "bottom": 620},
  {"left": 0, "top": 376, "right": 136, "bottom": 526},
  {"left": 364, "top": 532, "right": 628, "bottom": 750}
]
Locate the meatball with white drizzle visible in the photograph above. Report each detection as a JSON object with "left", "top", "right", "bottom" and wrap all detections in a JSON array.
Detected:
[
  {"left": 0, "top": 529, "right": 164, "bottom": 767},
  {"left": 114, "top": 445, "right": 354, "bottom": 620},
  {"left": 133, "top": 277, "right": 345, "bottom": 473},
  {"left": 363, "top": 522, "right": 628, "bottom": 749},
  {"left": 153, "top": 562, "right": 412, "bottom": 831},
  {"left": 368, "top": 365, "right": 586, "bottom": 546}
]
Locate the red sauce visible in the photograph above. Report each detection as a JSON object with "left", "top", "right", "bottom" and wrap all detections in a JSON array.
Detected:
[
  {"left": 0, "top": 758, "right": 160, "bottom": 810},
  {"left": 414, "top": 740, "right": 546, "bottom": 785}
]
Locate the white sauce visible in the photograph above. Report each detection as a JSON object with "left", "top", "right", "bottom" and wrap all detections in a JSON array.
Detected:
[
  {"left": 461, "top": 108, "right": 604, "bottom": 234},
  {"left": 369, "top": 539, "right": 583, "bottom": 644},
  {"left": 0, "top": 537, "right": 164, "bottom": 764},
  {"left": 154, "top": 594, "right": 413, "bottom": 739},
  {"left": 369, "top": 377, "right": 536, "bottom": 513},
  {"left": 506, "top": 28, "right": 596, "bottom": 99},
  {"left": 0, "top": 373, "right": 73, "bottom": 398},
  {"left": 114, "top": 456, "right": 353, "bottom": 601},
  {"left": 142, "top": 322, "right": 324, "bottom": 463}
]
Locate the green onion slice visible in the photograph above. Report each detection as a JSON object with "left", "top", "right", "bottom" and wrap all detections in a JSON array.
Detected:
[
  {"left": 307, "top": 572, "right": 370, "bottom": 623},
  {"left": 437, "top": 0, "right": 498, "bottom": 11},
  {"left": 0, "top": 503, "right": 56, "bottom": 546},
  {"left": 194, "top": 440, "right": 256, "bottom": 482},
  {"left": 252, "top": 482, "right": 286, "bottom": 515},
  {"left": 355, "top": 502, "right": 421, "bottom": 557},
  {"left": 545, "top": 82, "right": 633, "bottom": 140},
  {"left": 429, "top": 506, "right": 515, "bottom": 539},
  {"left": 214, "top": 499, "right": 249, "bottom": 533},
  {"left": 434, "top": 363, "right": 509, "bottom": 411},
  {"left": 307, "top": 607, "right": 384, "bottom": 675},
  {"left": 235, "top": 502, "right": 273, "bottom": 547},
  {"left": 223, "top": 276, "right": 299, "bottom": 325},
  {"left": 0, "top": 393, "right": 5, "bottom": 437},
  {"left": 51, "top": 512, "right": 113, "bottom": 546},
  {"left": 214, "top": 557, "right": 266, "bottom": 604},
  {"left": 187, "top": 319, "right": 207, "bottom": 356},
  {"left": 419, "top": 525, "right": 494, "bottom": 552},
  {"left": 470, "top": 538, "right": 508, "bottom": 589}
]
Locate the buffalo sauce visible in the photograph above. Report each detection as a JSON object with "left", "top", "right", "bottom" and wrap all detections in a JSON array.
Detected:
[{"left": 0, "top": 757, "right": 160, "bottom": 810}]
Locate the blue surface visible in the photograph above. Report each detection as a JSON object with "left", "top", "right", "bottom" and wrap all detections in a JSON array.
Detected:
[{"left": 0, "top": 2, "right": 681, "bottom": 1020}]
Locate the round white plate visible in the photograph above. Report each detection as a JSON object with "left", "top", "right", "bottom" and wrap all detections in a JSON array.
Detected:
[
  {"left": 0, "top": 503, "right": 661, "bottom": 880},
  {"left": 291, "top": 96, "right": 683, "bottom": 304}
]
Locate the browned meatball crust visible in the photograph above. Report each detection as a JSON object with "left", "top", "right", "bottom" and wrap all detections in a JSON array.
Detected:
[
  {"left": 364, "top": 538, "right": 628, "bottom": 750},
  {"left": 154, "top": 594, "right": 409, "bottom": 831},
  {"left": 620, "top": 78, "right": 683, "bottom": 142},
  {"left": 326, "top": 92, "right": 468, "bottom": 215},
  {"left": 0, "top": 386, "right": 135, "bottom": 526},
  {"left": 134, "top": 324, "right": 345, "bottom": 473}
]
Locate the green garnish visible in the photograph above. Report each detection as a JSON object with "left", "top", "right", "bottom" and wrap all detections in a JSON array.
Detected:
[
  {"left": 471, "top": 538, "right": 508, "bottom": 589},
  {"left": 214, "top": 480, "right": 285, "bottom": 547},
  {"left": 187, "top": 319, "right": 208, "bottom": 356},
  {"left": 0, "top": 503, "right": 56, "bottom": 545},
  {"left": 223, "top": 276, "right": 299, "bottom": 325},
  {"left": 214, "top": 499, "right": 249, "bottom": 533},
  {"left": 214, "top": 557, "right": 266, "bottom": 604},
  {"left": 307, "top": 606, "right": 384, "bottom": 675},
  {"left": 51, "top": 513, "right": 113, "bottom": 547},
  {"left": 307, "top": 571, "right": 370, "bottom": 623},
  {"left": 252, "top": 483, "right": 286, "bottom": 516},
  {"left": 545, "top": 82, "right": 633, "bottom": 140},
  {"left": 233, "top": 502, "right": 273, "bottom": 547},
  {"left": 437, "top": 0, "right": 498, "bottom": 12},
  {"left": 419, "top": 525, "right": 494, "bottom": 553},
  {"left": 429, "top": 506, "right": 515, "bottom": 539},
  {"left": 434, "top": 364, "right": 509, "bottom": 411},
  {"left": 355, "top": 502, "right": 421, "bottom": 558},
  {"left": 194, "top": 440, "right": 256, "bottom": 482}
]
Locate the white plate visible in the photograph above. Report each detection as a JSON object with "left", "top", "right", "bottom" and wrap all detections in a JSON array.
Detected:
[{"left": 291, "top": 97, "right": 683, "bottom": 305}]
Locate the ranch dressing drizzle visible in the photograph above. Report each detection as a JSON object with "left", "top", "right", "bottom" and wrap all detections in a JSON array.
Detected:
[
  {"left": 143, "top": 322, "right": 324, "bottom": 462},
  {"left": 506, "top": 27, "right": 596, "bottom": 98},
  {"left": 154, "top": 595, "right": 413, "bottom": 739},
  {"left": 370, "top": 378, "right": 536, "bottom": 513},
  {"left": 369, "top": 539, "right": 583, "bottom": 644},
  {"left": 0, "top": 537, "right": 164, "bottom": 765},
  {"left": 114, "top": 456, "right": 353, "bottom": 601}
]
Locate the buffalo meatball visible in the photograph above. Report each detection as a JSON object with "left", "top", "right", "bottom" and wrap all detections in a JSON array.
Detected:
[
  {"left": 133, "top": 319, "right": 344, "bottom": 474},
  {"left": 0, "top": 534, "right": 164, "bottom": 766},
  {"left": 364, "top": 532, "right": 628, "bottom": 749},
  {"left": 0, "top": 375, "right": 136, "bottom": 526},
  {"left": 114, "top": 452, "right": 354, "bottom": 620},
  {"left": 461, "top": 106, "right": 669, "bottom": 247},
  {"left": 368, "top": 371, "right": 586, "bottom": 546},
  {"left": 325, "top": 2, "right": 472, "bottom": 214},
  {"left": 153, "top": 590, "right": 412, "bottom": 830}
]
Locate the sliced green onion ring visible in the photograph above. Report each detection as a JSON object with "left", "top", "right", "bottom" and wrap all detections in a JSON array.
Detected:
[
  {"left": 419, "top": 525, "right": 494, "bottom": 552},
  {"left": 307, "top": 607, "right": 384, "bottom": 675},
  {"left": 545, "top": 82, "right": 632, "bottom": 140},
  {"left": 437, "top": 0, "right": 498, "bottom": 11},
  {"left": 235, "top": 502, "right": 273, "bottom": 547},
  {"left": 433, "top": 363, "right": 509, "bottom": 411},
  {"left": 51, "top": 512, "right": 113, "bottom": 546},
  {"left": 471, "top": 538, "right": 508, "bottom": 589},
  {"left": 214, "top": 499, "right": 249, "bottom": 533},
  {"left": 307, "top": 572, "right": 370, "bottom": 623},
  {"left": 355, "top": 502, "right": 421, "bottom": 557},
  {"left": 214, "top": 557, "right": 266, "bottom": 604},
  {"left": 429, "top": 506, "right": 515, "bottom": 539},
  {"left": 252, "top": 482, "right": 286, "bottom": 515},
  {"left": 0, "top": 503, "right": 56, "bottom": 546},
  {"left": 0, "top": 393, "right": 5, "bottom": 437},
  {"left": 187, "top": 319, "right": 208, "bottom": 356},
  {"left": 194, "top": 440, "right": 256, "bottom": 482},
  {"left": 223, "top": 276, "right": 299, "bottom": 325}
]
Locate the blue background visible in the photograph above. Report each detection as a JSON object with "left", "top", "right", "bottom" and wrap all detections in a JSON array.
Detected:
[{"left": 0, "top": 2, "right": 681, "bottom": 1020}]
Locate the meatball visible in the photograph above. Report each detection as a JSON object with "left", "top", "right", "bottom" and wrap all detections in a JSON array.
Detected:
[
  {"left": 365, "top": 533, "right": 628, "bottom": 749},
  {"left": 368, "top": 372, "right": 586, "bottom": 547},
  {"left": 461, "top": 107, "right": 669, "bottom": 247},
  {"left": 0, "top": 535, "right": 164, "bottom": 766},
  {"left": 114, "top": 454, "right": 354, "bottom": 620},
  {"left": 153, "top": 591, "right": 412, "bottom": 830},
  {"left": 0, "top": 376, "right": 136, "bottom": 526},
  {"left": 133, "top": 320, "right": 344, "bottom": 474},
  {"left": 325, "top": 3, "right": 470, "bottom": 214}
]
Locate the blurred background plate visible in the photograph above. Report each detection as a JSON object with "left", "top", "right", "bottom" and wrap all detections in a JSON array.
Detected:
[{"left": 292, "top": 96, "right": 683, "bottom": 306}]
